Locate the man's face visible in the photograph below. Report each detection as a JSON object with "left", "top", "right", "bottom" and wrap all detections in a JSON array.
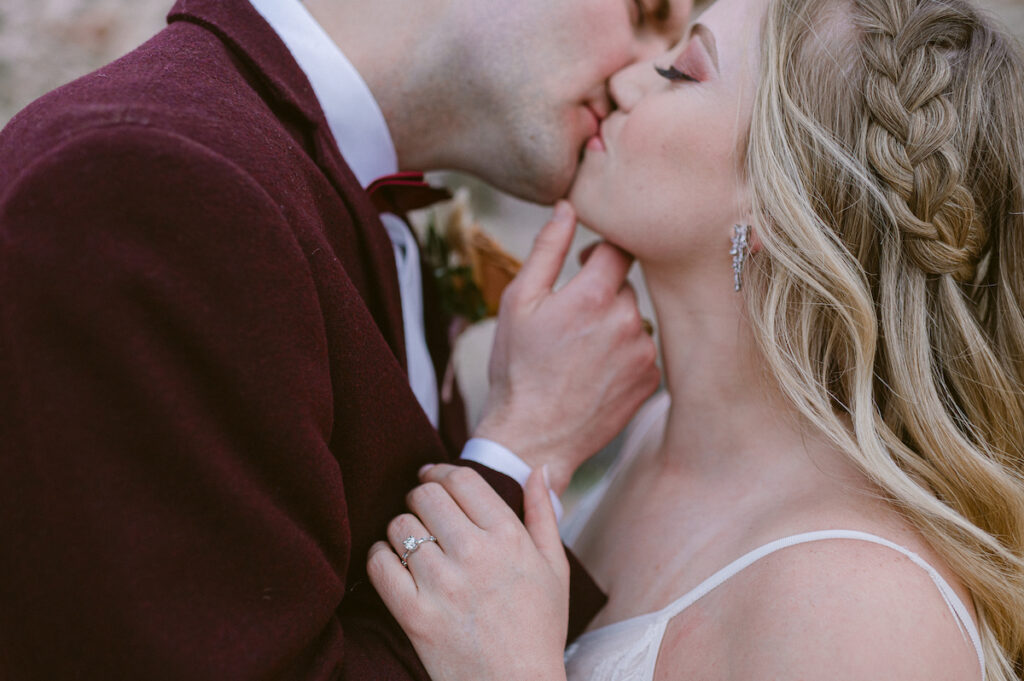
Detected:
[{"left": 453, "top": 0, "right": 691, "bottom": 203}]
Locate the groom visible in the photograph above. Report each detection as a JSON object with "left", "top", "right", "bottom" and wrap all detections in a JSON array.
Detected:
[{"left": 0, "top": 0, "right": 686, "bottom": 678}]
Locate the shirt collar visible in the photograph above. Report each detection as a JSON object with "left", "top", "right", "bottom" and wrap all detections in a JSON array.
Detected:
[{"left": 247, "top": 0, "right": 398, "bottom": 187}]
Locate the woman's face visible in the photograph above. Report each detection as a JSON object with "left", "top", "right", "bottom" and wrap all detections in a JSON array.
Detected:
[{"left": 569, "top": 0, "right": 767, "bottom": 271}]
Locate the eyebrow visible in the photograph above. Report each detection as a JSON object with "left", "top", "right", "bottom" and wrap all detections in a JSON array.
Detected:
[{"left": 691, "top": 23, "right": 720, "bottom": 72}]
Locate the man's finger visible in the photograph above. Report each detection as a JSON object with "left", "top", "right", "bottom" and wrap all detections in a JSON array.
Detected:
[
  {"left": 617, "top": 280, "right": 639, "bottom": 306},
  {"left": 565, "top": 241, "right": 634, "bottom": 297},
  {"left": 577, "top": 241, "right": 600, "bottom": 267},
  {"left": 513, "top": 201, "right": 577, "bottom": 299}
]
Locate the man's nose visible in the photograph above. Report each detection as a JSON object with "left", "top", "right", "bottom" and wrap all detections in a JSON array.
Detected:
[
  {"left": 635, "top": 33, "right": 674, "bottom": 63},
  {"left": 630, "top": 0, "right": 692, "bottom": 64}
]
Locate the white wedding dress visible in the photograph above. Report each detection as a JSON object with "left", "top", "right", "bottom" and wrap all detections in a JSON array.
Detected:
[{"left": 560, "top": 393, "right": 985, "bottom": 681}]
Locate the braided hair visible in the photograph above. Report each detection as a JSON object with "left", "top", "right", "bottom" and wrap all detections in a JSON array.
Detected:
[
  {"left": 861, "top": 0, "right": 985, "bottom": 282},
  {"left": 746, "top": 0, "right": 1024, "bottom": 677}
]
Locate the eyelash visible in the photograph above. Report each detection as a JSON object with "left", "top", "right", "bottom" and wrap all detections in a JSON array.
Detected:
[{"left": 655, "top": 65, "right": 697, "bottom": 83}]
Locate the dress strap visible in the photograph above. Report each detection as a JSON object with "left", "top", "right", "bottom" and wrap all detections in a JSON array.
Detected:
[{"left": 652, "top": 530, "right": 984, "bottom": 678}]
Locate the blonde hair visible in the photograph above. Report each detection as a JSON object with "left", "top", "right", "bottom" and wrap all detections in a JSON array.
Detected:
[{"left": 745, "top": 0, "right": 1024, "bottom": 677}]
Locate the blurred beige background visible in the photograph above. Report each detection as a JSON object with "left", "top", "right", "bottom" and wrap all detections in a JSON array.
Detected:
[{"left": 2, "top": 0, "right": 1023, "bottom": 497}]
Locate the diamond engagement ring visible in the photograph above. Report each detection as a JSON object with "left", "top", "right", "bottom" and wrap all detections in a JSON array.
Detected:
[{"left": 400, "top": 535, "right": 437, "bottom": 567}]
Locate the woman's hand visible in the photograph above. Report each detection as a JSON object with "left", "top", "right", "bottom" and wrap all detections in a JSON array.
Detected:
[{"left": 368, "top": 464, "right": 570, "bottom": 681}]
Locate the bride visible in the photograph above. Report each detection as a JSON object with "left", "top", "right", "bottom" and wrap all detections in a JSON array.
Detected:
[{"left": 367, "top": 0, "right": 1024, "bottom": 678}]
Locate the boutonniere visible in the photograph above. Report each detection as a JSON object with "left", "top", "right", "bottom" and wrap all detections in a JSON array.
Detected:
[{"left": 422, "top": 191, "right": 522, "bottom": 324}]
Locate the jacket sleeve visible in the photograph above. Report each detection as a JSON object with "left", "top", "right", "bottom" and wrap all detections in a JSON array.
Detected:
[{"left": 0, "top": 124, "right": 425, "bottom": 680}]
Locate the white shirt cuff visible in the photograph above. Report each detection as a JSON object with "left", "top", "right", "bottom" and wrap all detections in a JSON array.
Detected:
[{"left": 460, "top": 438, "right": 564, "bottom": 521}]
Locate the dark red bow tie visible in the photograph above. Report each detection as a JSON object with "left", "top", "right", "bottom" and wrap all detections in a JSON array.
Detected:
[{"left": 367, "top": 172, "right": 452, "bottom": 216}]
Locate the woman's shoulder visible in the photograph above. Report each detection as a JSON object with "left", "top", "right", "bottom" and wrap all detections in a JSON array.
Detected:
[{"left": 660, "top": 523, "right": 982, "bottom": 681}]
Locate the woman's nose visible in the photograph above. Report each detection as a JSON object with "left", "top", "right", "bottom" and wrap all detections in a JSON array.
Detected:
[{"left": 608, "top": 56, "right": 660, "bottom": 113}]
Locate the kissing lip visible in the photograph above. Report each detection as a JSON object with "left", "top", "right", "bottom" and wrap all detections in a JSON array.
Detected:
[
  {"left": 584, "top": 104, "right": 603, "bottom": 139},
  {"left": 583, "top": 104, "right": 606, "bottom": 152}
]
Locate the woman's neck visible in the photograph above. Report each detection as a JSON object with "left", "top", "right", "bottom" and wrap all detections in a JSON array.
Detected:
[{"left": 641, "top": 264, "right": 836, "bottom": 487}]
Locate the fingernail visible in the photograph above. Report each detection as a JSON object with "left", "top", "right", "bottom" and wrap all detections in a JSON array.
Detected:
[
  {"left": 418, "top": 463, "right": 435, "bottom": 477},
  {"left": 542, "top": 464, "right": 552, "bottom": 491},
  {"left": 553, "top": 201, "right": 572, "bottom": 224}
]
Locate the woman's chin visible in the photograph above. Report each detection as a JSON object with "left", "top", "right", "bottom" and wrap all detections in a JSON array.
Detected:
[
  {"left": 567, "top": 202, "right": 617, "bottom": 245},
  {"left": 570, "top": 206, "right": 632, "bottom": 253},
  {"left": 565, "top": 180, "right": 598, "bottom": 223},
  {"left": 566, "top": 197, "right": 601, "bottom": 234}
]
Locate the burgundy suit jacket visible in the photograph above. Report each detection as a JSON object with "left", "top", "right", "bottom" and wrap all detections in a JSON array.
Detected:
[{"left": 0, "top": 0, "right": 604, "bottom": 678}]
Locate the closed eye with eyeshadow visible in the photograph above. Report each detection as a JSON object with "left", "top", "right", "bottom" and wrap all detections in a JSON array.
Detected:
[
  {"left": 656, "top": 26, "right": 717, "bottom": 84},
  {"left": 656, "top": 65, "right": 697, "bottom": 82}
]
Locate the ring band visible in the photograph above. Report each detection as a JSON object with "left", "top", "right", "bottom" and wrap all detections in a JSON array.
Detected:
[{"left": 400, "top": 535, "right": 437, "bottom": 567}]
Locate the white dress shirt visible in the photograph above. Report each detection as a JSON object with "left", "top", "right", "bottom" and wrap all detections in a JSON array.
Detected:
[{"left": 247, "top": 0, "right": 560, "bottom": 516}]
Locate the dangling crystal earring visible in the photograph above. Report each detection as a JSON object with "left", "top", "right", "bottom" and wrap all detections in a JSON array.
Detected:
[{"left": 730, "top": 224, "right": 751, "bottom": 292}]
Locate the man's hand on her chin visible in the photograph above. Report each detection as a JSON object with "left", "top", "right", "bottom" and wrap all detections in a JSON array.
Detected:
[{"left": 475, "top": 200, "right": 660, "bottom": 494}]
